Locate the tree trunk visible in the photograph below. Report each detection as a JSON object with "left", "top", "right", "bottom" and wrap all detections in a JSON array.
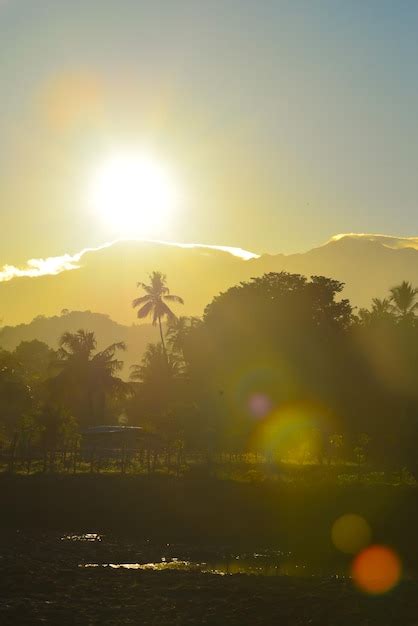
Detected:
[{"left": 158, "top": 315, "right": 168, "bottom": 363}]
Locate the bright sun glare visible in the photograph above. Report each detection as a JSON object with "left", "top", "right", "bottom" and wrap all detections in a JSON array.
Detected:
[{"left": 88, "top": 152, "right": 179, "bottom": 237}]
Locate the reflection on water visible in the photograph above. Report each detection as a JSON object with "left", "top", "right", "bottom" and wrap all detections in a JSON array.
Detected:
[
  {"left": 62, "top": 533, "right": 102, "bottom": 542},
  {"left": 80, "top": 555, "right": 348, "bottom": 578},
  {"left": 61, "top": 533, "right": 349, "bottom": 578}
]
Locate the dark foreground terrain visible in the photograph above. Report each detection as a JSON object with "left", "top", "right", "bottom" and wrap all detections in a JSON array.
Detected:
[
  {"left": 1, "top": 475, "right": 417, "bottom": 625},
  {"left": 2, "top": 567, "right": 418, "bottom": 626},
  {"left": 0, "top": 531, "right": 417, "bottom": 626}
]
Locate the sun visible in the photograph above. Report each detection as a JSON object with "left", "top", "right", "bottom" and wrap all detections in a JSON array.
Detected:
[{"left": 88, "top": 151, "right": 179, "bottom": 237}]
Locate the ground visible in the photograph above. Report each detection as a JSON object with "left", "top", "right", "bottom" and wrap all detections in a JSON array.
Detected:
[
  {"left": 1, "top": 475, "right": 418, "bottom": 625},
  {"left": 0, "top": 531, "right": 417, "bottom": 626},
  {"left": 1, "top": 562, "right": 417, "bottom": 625}
]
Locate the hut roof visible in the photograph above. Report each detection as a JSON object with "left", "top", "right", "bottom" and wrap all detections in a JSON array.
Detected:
[{"left": 82, "top": 426, "right": 144, "bottom": 435}]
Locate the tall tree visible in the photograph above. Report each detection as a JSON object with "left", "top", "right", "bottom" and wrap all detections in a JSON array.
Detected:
[
  {"left": 13, "top": 340, "right": 56, "bottom": 384},
  {"left": 166, "top": 316, "right": 201, "bottom": 368},
  {"left": 132, "top": 272, "right": 184, "bottom": 360},
  {"left": 390, "top": 281, "right": 418, "bottom": 321},
  {"left": 130, "top": 343, "right": 180, "bottom": 383},
  {"left": 0, "top": 349, "right": 33, "bottom": 437},
  {"left": 129, "top": 342, "right": 182, "bottom": 434},
  {"left": 357, "top": 298, "right": 394, "bottom": 326},
  {"left": 51, "top": 330, "right": 126, "bottom": 425}
]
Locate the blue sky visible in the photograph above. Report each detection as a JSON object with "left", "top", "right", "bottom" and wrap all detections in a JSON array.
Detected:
[{"left": 1, "top": 0, "right": 418, "bottom": 263}]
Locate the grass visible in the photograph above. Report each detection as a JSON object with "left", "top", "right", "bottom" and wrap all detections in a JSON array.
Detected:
[{"left": 1, "top": 456, "right": 416, "bottom": 487}]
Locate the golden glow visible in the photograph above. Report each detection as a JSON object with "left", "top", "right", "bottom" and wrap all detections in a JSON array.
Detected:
[
  {"left": 331, "top": 514, "right": 371, "bottom": 555},
  {"left": 88, "top": 152, "right": 180, "bottom": 237},
  {"left": 40, "top": 72, "right": 104, "bottom": 132},
  {"left": 249, "top": 400, "right": 337, "bottom": 463},
  {"left": 352, "top": 545, "right": 402, "bottom": 595}
]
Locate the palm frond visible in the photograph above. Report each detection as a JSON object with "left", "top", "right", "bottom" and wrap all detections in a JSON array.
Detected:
[
  {"left": 152, "top": 301, "right": 176, "bottom": 325},
  {"left": 129, "top": 364, "right": 142, "bottom": 381},
  {"left": 93, "top": 342, "right": 127, "bottom": 363},
  {"left": 164, "top": 294, "right": 184, "bottom": 304},
  {"left": 136, "top": 300, "right": 154, "bottom": 319},
  {"left": 104, "top": 341, "right": 127, "bottom": 353},
  {"left": 132, "top": 294, "right": 152, "bottom": 308}
]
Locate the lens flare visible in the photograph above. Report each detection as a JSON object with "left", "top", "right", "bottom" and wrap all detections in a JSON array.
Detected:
[
  {"left": 41, "top": 72, "right": 104, "bottom": 131},
  {"left": 250, "top": 401, "right": 336, "bottom": 463},
  {"left": 228, "top": 363, "right": 285, "bottom": 420},
  {"left": 352, "top": 545, "right": 402, "bottom": 595},
  {"left": 248, "top": 392, "right": 273, "bottom": 419},
  {"left": 332, "top": 514, "right": 371, "bottom": 555}
]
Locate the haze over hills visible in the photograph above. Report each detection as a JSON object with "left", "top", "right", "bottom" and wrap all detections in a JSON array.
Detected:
[
  {"left": 0, "top": 310, "right": 160, "bottom": 379},
  {"left": 1, "top": 233, "right": 418, "bottom": 329}
]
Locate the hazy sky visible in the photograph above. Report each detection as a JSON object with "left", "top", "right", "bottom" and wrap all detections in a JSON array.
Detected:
[{"left": 1, "top": 0, "right": 418, "bottom": 265}]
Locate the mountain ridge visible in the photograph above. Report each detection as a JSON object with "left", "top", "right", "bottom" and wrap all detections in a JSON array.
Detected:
[{"left": 1, "top": 233, "right": 418, "bottom": 327}]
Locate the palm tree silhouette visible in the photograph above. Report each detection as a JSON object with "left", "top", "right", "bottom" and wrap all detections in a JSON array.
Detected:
[
  {"left": 133, "top": 272, "right": 184, "bottom": 360},
  {"left": 53, "top": 330, "right": 126, "bottom": 425},
  {"left": 166, "top": 316, "right": 200, "bottom": 354},
  {"left": 371, "top": 297, "right": 393, "bottom": 316},
  {"left": 370, "top": 297, "right": 394, "bottom": 324},
  {"left": 389, "top": 281, "right": 418, "bottom": 321},
  {"left": 130, "top": 342, "right": 180, "bottom": 382},
  {"left": 58, "top": 329, "right": 97, "bottom": 361},
  {"left": 357, "top": 297, "right": 394, "bottom": 325}
]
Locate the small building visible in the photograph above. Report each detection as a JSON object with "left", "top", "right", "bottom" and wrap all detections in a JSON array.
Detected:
[{"left": 81, "top": 425, "right": 161, "bottom": 457}]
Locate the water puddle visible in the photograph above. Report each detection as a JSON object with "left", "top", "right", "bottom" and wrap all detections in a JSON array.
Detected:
[
  {"left": 79, "top": 555, "right": 348, "bottom": 578},
  {"left": 62, "top": 533, "right": 102, "bottom": 542},
  {"left": 63, "top": 534, "right": 348, "bottom": 578}
]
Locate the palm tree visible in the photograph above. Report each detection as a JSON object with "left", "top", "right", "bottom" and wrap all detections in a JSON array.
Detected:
[
  {"left": 166, "top": 316, "right": 200, "bottom": 352},
  {"left": 58, "top": 330, "right": 97, "bottom": 362},
  {"left": 166, "top": 316, "right": 201, "bottom": 372},
  {"left": 132, "top": 272, "right": 184, "bottom": 360},
  {"left": 371, "top": 297, "right": 393, "bottom": 316},
  {"left": 130, "top": 343, "right": 180, "bottom": 383},
  {"left": 369, "top": 297, "right": 394, "bottom": 324},
  {"left": 52, "top": 330, "right": 126, "bottom": 425},
  {"left": 389, "top": 281, "right": 418, "bottom": 321}
]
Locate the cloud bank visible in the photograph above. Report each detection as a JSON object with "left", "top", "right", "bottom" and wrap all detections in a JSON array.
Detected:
[
  {"left": 0, "top": 255, "right": 81, "bottom": 282},
  {"left": 152, "top": 240, "right": 259, "bottom": 260},
  {"left": 330, "top": 233, "right": 418, "bottom": 251},
  {"left": 0, "top": 239, "right": 258, "bottom": 283}
]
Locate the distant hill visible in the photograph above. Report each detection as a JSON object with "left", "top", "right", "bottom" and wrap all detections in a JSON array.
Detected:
[
  {"left": 252, "top": 234, "right": 418, "bottom": 310},
  {"left": 0, "top": 240, "right": 250, "bottom": 326},
  {"left": 0, "top": 310, "right": 160, "bottom": 379},
  {"left": 2, "top": 234, "right": 418, "bottom": 326}
]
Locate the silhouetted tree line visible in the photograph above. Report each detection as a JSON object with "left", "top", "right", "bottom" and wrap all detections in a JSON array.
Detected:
[{"left": 1, "top": 272, "right": 418, "bottom": 477}]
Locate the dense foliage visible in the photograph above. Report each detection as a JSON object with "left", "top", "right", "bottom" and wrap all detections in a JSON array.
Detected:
[{"left": 1, "top": 272, "right": 418, "bottom": 477}]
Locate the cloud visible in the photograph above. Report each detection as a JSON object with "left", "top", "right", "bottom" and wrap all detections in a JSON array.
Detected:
[
  {"left": 330, "top": 233, "right": 418, "bottom": 251},
  {"left": 0, "top": 239, "right": 258, "bottom": 283},
  {"left": 151, "top": 240, "right": 259, "bottom": 260},
  {"left": 0, "top": 255, "right": 81, "bottom": 282},
  {"left": 0, "top": 242, "right": 114, "bottom": 283}
]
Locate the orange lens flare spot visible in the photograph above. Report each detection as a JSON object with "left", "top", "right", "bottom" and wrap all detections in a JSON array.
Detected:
[
  {"left": 352, "top": 545, "right": 402, "bottom": 595},
  {"left": 332, "top": 514, "right": 371, "bottom": 554},
  {"left": 41, "top": 72, "right": 104, "bottom": 131}
]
